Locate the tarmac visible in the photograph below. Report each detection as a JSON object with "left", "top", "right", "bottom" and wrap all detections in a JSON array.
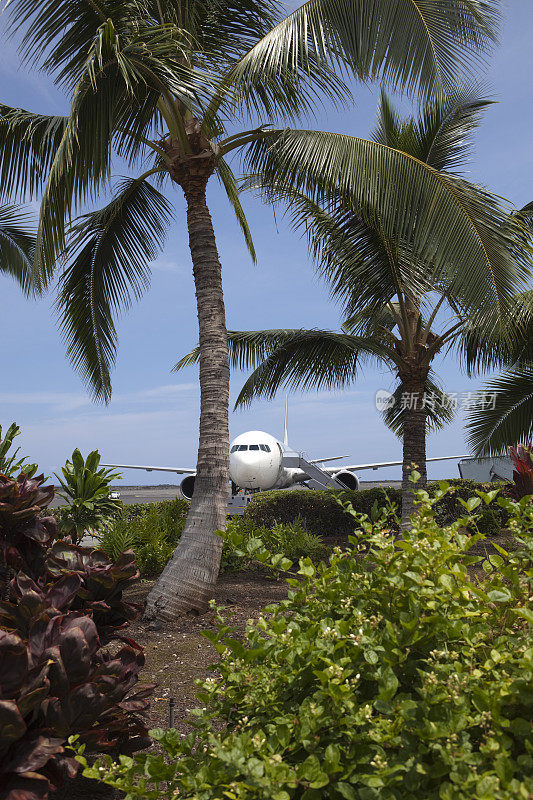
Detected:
[{"left": 49, "top": 481, "right": 403, "bottom": 508}]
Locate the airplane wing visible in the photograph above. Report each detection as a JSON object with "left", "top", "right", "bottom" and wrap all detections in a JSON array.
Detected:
[
  {"left": 101, "top": 463, "right": 196, "bottom": 474},
  {"left": 323, "top": 454, "right": 469, "bottom": 473},
  {"left": 309, "top": 455, "right": 351, "bottom": 464}
]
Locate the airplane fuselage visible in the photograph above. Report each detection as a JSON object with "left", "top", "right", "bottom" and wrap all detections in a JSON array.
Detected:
[{"left": 229, "top": 430, "right": 307, "bottom": 491}]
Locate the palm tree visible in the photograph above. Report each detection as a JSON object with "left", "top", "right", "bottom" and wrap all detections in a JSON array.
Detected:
[
  {"left": 0, "top": 204, "right": 35, "bottom": 293},
  {"left": 0, "top": 1, "right": 502, "bottom": 615},
  {"left": 179, "top": 89, "right": 533, "bottom": 526}
]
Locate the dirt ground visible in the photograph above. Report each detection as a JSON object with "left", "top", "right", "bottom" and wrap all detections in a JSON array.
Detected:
[{"left": 125, "top": 570, "right": 290, "bottom": 733}]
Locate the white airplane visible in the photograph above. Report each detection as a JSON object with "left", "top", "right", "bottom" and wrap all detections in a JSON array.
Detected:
[{"left": 103, "top": 402, "right": 468, "bottom": 499}]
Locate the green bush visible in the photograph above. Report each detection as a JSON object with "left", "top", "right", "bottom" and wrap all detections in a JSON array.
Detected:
[
  {"left": 98, "top": 498, "right": 188, "bottom": 576},
  {"left": 221, "top": 516, "right": 328, "bottom": 571},
  {"left": 427, "top": 479, "right": 509, "bottom": 532},
  {"left": 100, "top": 499, "right": 327, "bottom": 576},
  {"left": 84, "top": 487, "right": 533, "bottom": 800},
  {"left": 244, "top": 487, "right": 401, "bottom": 537},
  {"left": 243, "top": 481, "right": 510, "bottom": 537}
]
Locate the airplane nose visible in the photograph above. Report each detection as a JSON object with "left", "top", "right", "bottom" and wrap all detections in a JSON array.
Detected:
[{"left": 230, "top": 451, "right": 264, "bottom": 487}]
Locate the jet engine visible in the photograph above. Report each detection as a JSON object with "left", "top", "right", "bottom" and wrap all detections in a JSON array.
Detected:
[
  {"left": 180, "top": 474, "right": 196, "bottom": 500},
  {"left": 331, "top": 470, "right": 359, "bottom": 490}
]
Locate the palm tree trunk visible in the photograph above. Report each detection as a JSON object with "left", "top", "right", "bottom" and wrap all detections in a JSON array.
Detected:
[
  {"left": 400, "top": 381, "right": 427, "bottom": 529},
  {"left": 144, "top": 179, "right": 229, "bottom": 621}
]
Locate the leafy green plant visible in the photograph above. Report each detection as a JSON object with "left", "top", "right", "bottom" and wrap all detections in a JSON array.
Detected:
[
  {"left": 84, "top": 487, "right": 533, "bottom": 800},
  {"left": 244, "top": 488, "right": 401, "bottom": 537},
  {"left": 0, "top": 422, "right": 37, "bottom": 478},
  {"left": 221, "top": 516, "right": 327, "bottom": 572},
  {"left": 100, "top": 501, "right": 326, "bottom": 577},
  {"left": 508, "top": 444, "right": 533, "bottom": 500},
  {"left": 98, "top": 499, "right": 188, "bottom": 577},
  {"left": 55, "top": 449, "right": 122, "bottom": 543}
]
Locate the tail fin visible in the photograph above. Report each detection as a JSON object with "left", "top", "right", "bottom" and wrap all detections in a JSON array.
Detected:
[{"left": 283, "top": 395, "right": 289, "bottom": 447}]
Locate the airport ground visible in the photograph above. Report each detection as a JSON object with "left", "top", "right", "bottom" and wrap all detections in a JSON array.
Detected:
[{"left": 48, "top": 480, "right": 403, "bottom": 508}]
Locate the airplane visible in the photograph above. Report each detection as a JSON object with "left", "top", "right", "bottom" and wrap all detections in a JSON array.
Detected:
[{"left": 103, "top": 400, "right": 468, "bottom": 500}]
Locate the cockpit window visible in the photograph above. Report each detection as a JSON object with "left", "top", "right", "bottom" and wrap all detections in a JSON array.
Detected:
[{"left": 232, "top": 443, "right": 270, "bottom": 453}]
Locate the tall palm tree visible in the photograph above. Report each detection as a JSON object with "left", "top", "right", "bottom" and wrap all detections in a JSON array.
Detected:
[
  {"left": 0, "top": 1, "right": 502, "bottom": 615},
  {"left": 0, "top": 204, "right": 35, "bottom": 294},
  {"left": 179, "top": 89, "right": 533, "bottom": 526}
]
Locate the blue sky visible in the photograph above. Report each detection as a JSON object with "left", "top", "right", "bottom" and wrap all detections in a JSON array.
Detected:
[{"left": 0, "top": 1, "right": 532, "bottom": 484}]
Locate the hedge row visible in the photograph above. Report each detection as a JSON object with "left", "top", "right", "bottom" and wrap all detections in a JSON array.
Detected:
[{"left": 243, "top": 479, "right": 510, "bottom": 536}]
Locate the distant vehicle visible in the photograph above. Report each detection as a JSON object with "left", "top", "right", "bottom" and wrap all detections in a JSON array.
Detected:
[
  {"left": 109, "top": 490, "right": 121, "bottom": 500},
  {"left": 102, "top": 401, "right": 467, "bottom": 499}
]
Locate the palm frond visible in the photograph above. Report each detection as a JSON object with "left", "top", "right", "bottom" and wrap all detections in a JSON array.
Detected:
[
  {"left": 459, "top": 290, "right": 533, "bottom": 375},
  {"left": 216, "top": 158, "right": 256, "bottom": 262},
  {"left": 0, "top": 205, "right": 36, "bottom": 295},
  {"left": 413, "top": 84, "right": 492, "bottom": 172},
  {"left": 245, "top": 129, "right": 532, "bottom": 323},
  {"left": 174, "top": 328, "right": 303, "bottom": 372},
  {"left": 145, "top": 0, "right": 282, "bottom": 63},
  {"left": 382, "top": 373, "right": 456, "bottom": 438},
  {"left": 0, "top": 106, "right": 67, "bottom": 202},
  {"left": 224, "top": 0, "right": 499, "bottom": 114},
  {"left": 245, "top": 177, "right": 431, "bottom": 314},
  {"left": 466, "top": 364, "right": 533, "bottom": 455},
  {"left": 7, "top": 0, "right": 138, "bottom": 85},
  {"left": 228, "top": 328, "right": 394, "bottom": 408},
  {"left": 372, "top": 84, "right": 492, "bottom": 173},
  {"left": 33, "top": 18, "right": 207, "bottom": 287},
  {"left": 56, "top": 177, "right": 173, "bottom": 403}
]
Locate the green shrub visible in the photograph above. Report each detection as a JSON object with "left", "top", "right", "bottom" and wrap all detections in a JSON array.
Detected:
[
  {"left": 84, "top": 487, "right": 533, "bottom": 800},
  {"left": 101, "top": 500, "right": 326, "bottom": 576},
  {"left": 221, "top": 516, "right": 328, "bottom": 571},
  {"left": 243, "top": 481, "right": 509, "bottom": 537},
  {"left": 98, "top": 498, "right": 188, "bottom": 577},
  {"left": 243, "top": 488, "right": 401, "bottom": 537},
  {"left": 427, "top": 479, "right": 509, "bottom": 532}
]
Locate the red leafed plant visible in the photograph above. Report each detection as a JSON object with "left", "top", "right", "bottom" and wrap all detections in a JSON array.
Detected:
[
  {"left": 0, "top": 473, "right": 57, "bottom": 596},
  {"left": 0, "top": 574, "right": 153, "bottom": 800},
  {"left": 508, "top": 444, "right": 533, "bottom": 500},
  {"left": 0, "top": 460, "right": 155, "bottom": 800}
]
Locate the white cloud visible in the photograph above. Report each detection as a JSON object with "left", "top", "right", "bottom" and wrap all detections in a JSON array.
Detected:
[
  {"left": 0, "top": 383, "right": 196, "bottom": 413},
  {"left": 0, "top": 391, "right": 90, "bottom": 411},
  {"left": 150, "top": 258, "right": 182, "bottom": 273},
  {"left": 135, "top": 383, "right": 196, "bottom": 399}
]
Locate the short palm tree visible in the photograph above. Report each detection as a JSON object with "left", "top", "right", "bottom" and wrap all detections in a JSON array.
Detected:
[
  {"left": 178, "top": 89, "right": 533, "bottom": 526},
  {"left": 0, "top": 0, "right": 502, "bottom": 615}
]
